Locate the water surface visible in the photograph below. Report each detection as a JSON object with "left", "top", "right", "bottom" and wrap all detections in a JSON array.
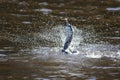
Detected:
[{"left": 0, "top": 0, "right": 120, "bottom": 80}]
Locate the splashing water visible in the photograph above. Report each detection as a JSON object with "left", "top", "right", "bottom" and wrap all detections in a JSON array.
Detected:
[
  {"left": 31, "top": 25, "right": 83, "bottom": 54},
  {"left": 1, "top": 24, "right": 119, "bottom": 59},
  {"left": 29, "top": 25, "right": 120, "bottom": 59}
]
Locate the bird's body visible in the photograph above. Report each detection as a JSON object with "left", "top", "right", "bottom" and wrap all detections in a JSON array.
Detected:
[{"left": 62, "top": 19, "right": 73, "bottom": 54}]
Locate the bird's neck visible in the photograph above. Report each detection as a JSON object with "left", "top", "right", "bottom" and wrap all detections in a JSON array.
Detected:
[{"left": 66, "top": 21, "right": 70, "bottom": 26}]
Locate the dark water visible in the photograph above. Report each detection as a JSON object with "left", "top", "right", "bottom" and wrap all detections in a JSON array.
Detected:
[{"left": 0, "top": 0, "right": 120, "bottom": 80}]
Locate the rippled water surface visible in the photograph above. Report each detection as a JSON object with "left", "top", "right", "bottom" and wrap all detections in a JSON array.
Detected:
[{"left": 0, "top": 0, "right": 120, "bottom": 80}]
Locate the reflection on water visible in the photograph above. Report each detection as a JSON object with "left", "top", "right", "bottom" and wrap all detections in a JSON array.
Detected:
[
  {"left": 106, "top": 7, "right": 120, "bottom": 11},
  {"left": 0, "top": 0, "right": 120, "bottom": 80},
  {"left": 22, "top": 21, "right": 31, "bottom": 24},
  {"left": 35, "top": 8, "right": 52, "bottom": 15}
]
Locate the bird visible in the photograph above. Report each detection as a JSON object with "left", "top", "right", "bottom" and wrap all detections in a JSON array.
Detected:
[{"left": 62, "top": 18, "right": 73, "bottom": 54}]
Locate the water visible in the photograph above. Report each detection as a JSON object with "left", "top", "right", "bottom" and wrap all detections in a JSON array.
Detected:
[{"left": 0, "top": 0, "right": 120, "bottom": 80}]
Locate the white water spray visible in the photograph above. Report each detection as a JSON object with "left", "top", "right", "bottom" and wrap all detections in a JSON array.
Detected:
[{"left": 19, "top": 25, "right": 120, "bottom": 59}]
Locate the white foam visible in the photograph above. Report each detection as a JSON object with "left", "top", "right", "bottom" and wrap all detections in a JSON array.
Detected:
[
  {"left": 27, "top": 25, "right": 120, "bottom": 59},
  {"left": 70, "top": 26, "right": 83, "bottom": 47},
  {"left": 37, "top": 25, "right": 83, "bottom": 47},
  {"left": 85, "top": 52, "right": 102, "bottom": 58}
]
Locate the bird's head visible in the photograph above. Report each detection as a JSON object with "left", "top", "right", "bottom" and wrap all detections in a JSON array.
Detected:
[{"left": 64, "top": 18, "right": 69, "bottom": 23}]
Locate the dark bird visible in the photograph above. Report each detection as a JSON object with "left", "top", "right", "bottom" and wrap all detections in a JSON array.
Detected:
[{"left": 62, "top": 18, "right": 73, "bottom": 54}]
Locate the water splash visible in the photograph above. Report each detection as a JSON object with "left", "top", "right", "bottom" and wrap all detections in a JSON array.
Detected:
[
  {"left": 28, "top": 25, "right": 120, "bottom": 59},
  {"left": 2, "top": 24, "right": 119, "bottom": 59},
  {"left": 37, "top": 25, "right": 83, "bottom": 47}
]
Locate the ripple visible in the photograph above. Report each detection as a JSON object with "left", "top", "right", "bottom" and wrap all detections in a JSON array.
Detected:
[
  {"left": 39, "top": 2, "right": 48, "bottom": 6},
  {"left": 34, "top": 8, "right": 52, "bottom": 14},
  {"left": 59, "top": 12, "right": 66, "bottom": 14},
  {"left": 86, "top": 76, "right": 97, "bottom": 80},
  {"left": 91, "top": 66, "right": 120, "bottom": 69},
  {"left": 22, "top": 21, "right": 31, "bottom": 24},
  {"left": 11, "top": 14, "right": 31, "bottom": 17},
  {"left": 103, "top": 37, "right": 120, "bottom": 39},
  {"left": 0, "top": 53, "right": 7, "bottom": 57},
  {"left": 106, "top": 7, "right": 120, "bottom": 11},
  {"left": 35, "top": 78, "right": 50, "bottom": 80},
  {"left": 0, "top": 54, "right": 8, "bottom": 62},
  {"left": 18, "top": 1, "right": 29, "bottom": 7}
]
